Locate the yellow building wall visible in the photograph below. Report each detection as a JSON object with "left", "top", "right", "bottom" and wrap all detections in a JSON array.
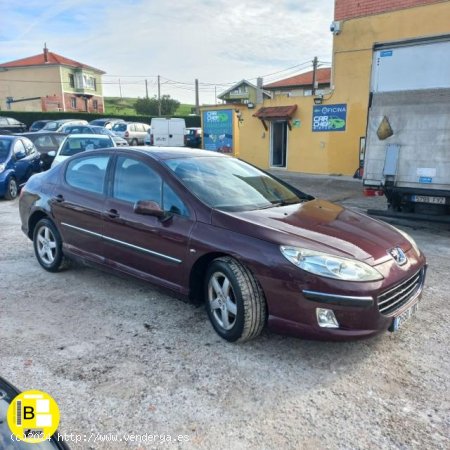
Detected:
[
  {"left": 238, "top": 1, "right": 450, "bottom": 175},
  {"left": 0, "top": 66, "right": 63, "bottom": 111}
]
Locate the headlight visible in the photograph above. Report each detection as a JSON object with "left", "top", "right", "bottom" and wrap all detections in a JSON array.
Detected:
[
  {"left": 280, "top": 246, "right": 383, "bottom": 281},
  {"left": 395, "top": 227, "right": 421, "bottom": 256},
  {"left": 0, "top": 163, "right": 5, "bottom": 173}
]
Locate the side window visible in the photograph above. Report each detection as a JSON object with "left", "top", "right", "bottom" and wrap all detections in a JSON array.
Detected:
[
  {"left": 65, "top": 155, "right": 109, "bottom": 194},
  {"left": 163, "top": 182, "right": 189, "bottom": 217},
  {"left": 113, "top": 157, "right": 162, "bottom": 204},
  {"left": 0, "top": 118, "right": 7, "bottom": 125}
]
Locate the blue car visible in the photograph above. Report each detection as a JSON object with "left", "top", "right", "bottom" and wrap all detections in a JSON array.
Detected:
[{"left": 0, "top": 135, "right": 41, "bottom": 200}]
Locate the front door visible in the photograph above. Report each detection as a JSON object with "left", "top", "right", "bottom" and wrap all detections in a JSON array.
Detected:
[
  {"left": 102, "top": 154, "right": 195, "bottom": 292},
  {"left": 270, "top": 121, "right": 288, "bottom": 168}
]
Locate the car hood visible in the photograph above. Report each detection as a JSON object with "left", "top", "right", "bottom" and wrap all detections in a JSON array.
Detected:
[{"left": 211, "top": 199, "right": 410, "bottom": 264}]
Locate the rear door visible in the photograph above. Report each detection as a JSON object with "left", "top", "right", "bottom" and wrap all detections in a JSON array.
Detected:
[
  {"left": 168, "top": 119, "right": 186, "bottom": 147},
  {"left": 151, "top": 119, "right": 169, "bottom": 146},
  {"left": 51, "top": 153, "right": 111, "bottom": 263},
  {"left": 102, "top": 154, "right": 195, "bottom": 292}
]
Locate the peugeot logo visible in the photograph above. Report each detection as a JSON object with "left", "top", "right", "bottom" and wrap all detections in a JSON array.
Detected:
[{"left": 389, "top": 247, "right": 407, "bottom": 266}]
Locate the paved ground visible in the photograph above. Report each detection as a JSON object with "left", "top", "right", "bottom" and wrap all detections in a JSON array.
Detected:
[{"left": 0, "top": 173, "right": 449, "bottom": 449}]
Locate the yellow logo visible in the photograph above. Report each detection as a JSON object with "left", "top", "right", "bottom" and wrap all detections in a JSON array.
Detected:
[{"left": 7, "top": 390, "right": 60, "bottom": 443}]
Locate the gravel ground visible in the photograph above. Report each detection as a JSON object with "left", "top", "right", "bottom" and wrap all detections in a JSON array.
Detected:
[{"left": 0, "top": 174, "right": 449, "bottom": 450}]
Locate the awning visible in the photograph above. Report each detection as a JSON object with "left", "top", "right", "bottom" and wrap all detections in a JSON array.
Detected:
[{"left": 253, "top": 105, "right": 297, "bottom": 130}]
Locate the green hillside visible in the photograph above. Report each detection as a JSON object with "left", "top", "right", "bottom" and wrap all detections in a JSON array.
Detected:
[{"left": 104, "top": 97, "right": 194, "bottom": 116}]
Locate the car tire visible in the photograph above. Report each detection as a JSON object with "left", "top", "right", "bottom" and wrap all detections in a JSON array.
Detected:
[
  {"left": 131, "top": 138, "right": 138, "bottom": 146},
  {"left": 205, "top": 257, "right": 266, "bottom": 342},
  {"left": 33, "top": 218, "right": 70, "bottom": 272},
  {"left": 4, "top": 176, "right": 18, "bottom": 200}
]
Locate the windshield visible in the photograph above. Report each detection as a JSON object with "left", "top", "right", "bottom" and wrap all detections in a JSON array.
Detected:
[
  {"left": 166, "top": 156, "right": 304, "bottom": 211},
  {"left": 0, "top": 139, "right": 12, "bottom": 162},
  {"left": 42, "top": 121, "right": 59, "bottom": 131},
  {"left": 60, "top": 137, "right": 113, "bottom": 156},
  {"left": 112, "top": 123, "right": 127, "bottom": 132}
]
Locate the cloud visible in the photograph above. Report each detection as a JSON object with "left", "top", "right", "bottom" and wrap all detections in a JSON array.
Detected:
[{"left": 0, "top": 0, "right": 334, "bottom": 103}]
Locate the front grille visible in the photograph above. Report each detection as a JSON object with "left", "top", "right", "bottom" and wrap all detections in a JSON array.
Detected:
[{"left": 377, "top": 268, "right": 424, "bottom": 315}]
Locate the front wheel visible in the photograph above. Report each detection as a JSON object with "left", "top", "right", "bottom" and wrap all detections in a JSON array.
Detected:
[
  {"left": 33, "top": 218, "right": 70, "bottom": 272},
  {"left": 4, "top": 177, "right": 18, "bottom": 200},
  {"left": 205, "top": 257, "right": 266, "bottom": 342}
]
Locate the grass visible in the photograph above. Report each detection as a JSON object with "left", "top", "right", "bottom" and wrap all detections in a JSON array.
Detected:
[{"left": 104, "top": 97, "right": 194, "bottom": 116}]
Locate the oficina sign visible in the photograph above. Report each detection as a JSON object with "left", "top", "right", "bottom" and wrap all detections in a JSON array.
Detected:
[{"left": 312, "top": 104, "right": 347, "bottom": 132}]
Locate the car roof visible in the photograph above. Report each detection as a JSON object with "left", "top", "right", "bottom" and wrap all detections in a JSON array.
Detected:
[
  {"left": 113, "top": 146, "right": 223, "bottom": 161},
  {"left": 66, "top": 134, "right": 112, "bottom": 139}
]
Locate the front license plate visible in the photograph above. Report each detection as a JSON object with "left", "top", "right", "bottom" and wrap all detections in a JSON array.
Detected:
[
  {"left": 391, "top": 302, "right": 419, "bottom": 332},
  {"left": 411, "top": 195, "right": 445, "bottom": 205}
]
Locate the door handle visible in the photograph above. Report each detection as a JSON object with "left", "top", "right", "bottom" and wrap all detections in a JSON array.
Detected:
[
  {"left": 105, "top": 208, "right": 120, "bottom": 219},
  {"left": 55, "top": 194, "right": 64, "bottom": 203}
]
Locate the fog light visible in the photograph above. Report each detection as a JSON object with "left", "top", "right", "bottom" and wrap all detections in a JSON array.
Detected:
[{"left": 316, "top": 308, "right": 339, "bottom": 328}]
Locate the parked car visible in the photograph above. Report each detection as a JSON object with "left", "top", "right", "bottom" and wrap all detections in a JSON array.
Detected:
[
  {"left": 19, "top": 148, "right": 426, "bottom": 342},
  {"left": 112, "top": 121, "right": 150, "bottom": 145},
  {"left": 59, "top": 125, "right": 128, "bottom": 147},
  {"left": 50, "top": 134, "right": 115, "bottom": 167},
  {"left": 40, "top": 119, "right": 88, "bottom": 132},
  {"left": 0, "top": 116, "right": 27, "bottom": 133},
  {"left": 0, "top": 135, "right": 41, "bottom": 199},
  {"left": 29, "top": 119, "right": 52, "bottom": 132},
  {"left": 89, "top": 118, "right": 125, "bottom": 129},
  {"left": 0, "top": 376, "right": 70, "bottom": 449},
  {"left": 18, "top": 132, "right": 67, "bottom": 170},
  {"left": 185, "top": 127, "right": 202, "bottom": 148}
]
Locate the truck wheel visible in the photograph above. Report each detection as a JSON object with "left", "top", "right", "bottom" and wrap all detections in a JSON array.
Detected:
[
  {"left": 4, "top": 177, "right": 18, "bottom": 200},
  {"left": 205, "top": 257, "right": 266, "bottom": 342}
]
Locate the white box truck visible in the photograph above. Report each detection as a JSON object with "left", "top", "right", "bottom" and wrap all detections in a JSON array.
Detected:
[
  {"left": 363, "top": 37, "right": 450, "bottom": 215},
  {"left": 149, "top": 118, "right": 186, "bottom": 147}
]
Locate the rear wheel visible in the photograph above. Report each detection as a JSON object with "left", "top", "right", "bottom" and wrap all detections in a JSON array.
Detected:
[
  {"left": 205, "top": 257, "right": 266, "bottom": 342},
  {"left": 33, "top": 218, "right": 70, "bottom": 272},
  {"left": 4, "top": 177, "right": 18, "bottom": 200}
]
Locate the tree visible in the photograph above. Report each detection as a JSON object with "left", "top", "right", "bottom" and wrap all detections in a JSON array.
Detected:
[{"left": 134, "top": 95, "right": 180, "bottom": 116}]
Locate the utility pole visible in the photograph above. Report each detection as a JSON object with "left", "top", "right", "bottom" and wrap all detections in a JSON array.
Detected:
[
  {"left": 157, "top": 75, "right": 161, "bottom": 116},
  {"left": 214, "top": 85, "right": 217, "bottom": 104},
  {"left": 311, "top": 56, "right": 318, "bottom": 96},
  {"left": 145, "top": 79, "right": 149, "bottom": 98},
  {"left": 195, "top": 79, "right": 199, "bottom": 115},
  {"left": 119, "top": 78, "right": 122, "bottom": 98}
]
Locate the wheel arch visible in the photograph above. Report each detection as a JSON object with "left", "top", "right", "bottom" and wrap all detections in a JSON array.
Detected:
[{"left": 28, "top": 210, "right": 50, "bottom": 239}]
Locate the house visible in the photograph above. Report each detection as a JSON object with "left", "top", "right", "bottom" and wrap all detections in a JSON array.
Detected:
[
  {"left": 0, "top": 46, "right": 105, "bottom": 113},
  {"left": 203, "top": 0, "right": 450, "bottom": 176},
  {"left": 264, "top": 67, "right": 331, "bottom": 97},
  {"left": 217, "top": 79, "right": 271, "bottom": 105}
]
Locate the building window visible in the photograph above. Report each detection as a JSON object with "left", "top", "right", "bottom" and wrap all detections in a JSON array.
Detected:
[
  {"left": 71, "top": 97, "right": 77, "bottom": 109},
  {"left": 69, "top": 73, "right": 75, "bottom": 88},
  {"left": 93, "top": 100, "right": 98, "bottom": 111}
]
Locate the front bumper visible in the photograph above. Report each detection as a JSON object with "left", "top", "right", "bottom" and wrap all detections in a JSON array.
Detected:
[{"left": 259, "top": 252, "right": 427, "bottom": 341}]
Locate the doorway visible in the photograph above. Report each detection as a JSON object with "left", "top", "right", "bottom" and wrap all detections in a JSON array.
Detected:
[{"left": 270, "top": 121, "right": 288, "bottom": 168}]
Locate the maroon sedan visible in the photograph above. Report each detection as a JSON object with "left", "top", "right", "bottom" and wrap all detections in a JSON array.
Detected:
[{"left": 19, "top": 147, "right": 426, "bottom": 342}]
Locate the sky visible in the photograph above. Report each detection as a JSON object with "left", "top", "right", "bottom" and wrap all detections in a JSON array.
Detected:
[{"left": 0, "top": 0, "right": 335, "bottom": 104}]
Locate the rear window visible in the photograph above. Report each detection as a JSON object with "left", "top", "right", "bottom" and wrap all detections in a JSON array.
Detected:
[
  {"left": 112, "top": 123, "right": 127, "bottom": 132},
  {"left": 60, "top": 137, "right": 113, "bottom": 156},
  {"left": 66, "top": 155, "right": 109, "bottom": 194}
]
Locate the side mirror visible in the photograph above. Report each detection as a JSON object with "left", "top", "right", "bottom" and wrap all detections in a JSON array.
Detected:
[
  {"left": 134, "top": 200, "right": 172, "bottom": 222},
  {"left": 14, "top": 150, "right": 26, "bottom": 160},
  {"left": 48, "top": 150, "right": 56, "bottom": 157}
]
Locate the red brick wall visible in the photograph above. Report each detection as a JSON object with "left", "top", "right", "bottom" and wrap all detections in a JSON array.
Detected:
[
  {"left": 63, "top": 93, "right": 104, "bottom": 113},
  {"left": 335, "top": 0, "right": 445, "bottom": 20}
]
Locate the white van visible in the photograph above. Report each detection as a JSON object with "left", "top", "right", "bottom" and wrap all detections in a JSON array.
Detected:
[{"left": 149, "top": 118, "right": 186, "bottom": 147}]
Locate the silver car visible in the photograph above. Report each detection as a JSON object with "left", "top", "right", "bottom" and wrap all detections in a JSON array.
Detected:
[{"left": 112, "top": 122, "right": 150, "bottom": 145}]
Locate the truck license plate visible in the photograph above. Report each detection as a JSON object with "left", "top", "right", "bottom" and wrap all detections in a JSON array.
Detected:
[
  {"left": 391, "top": 302, "right": 419, "bottom": 332},
  {"left": 411, "top": 195, "right": 445, "bottom": 205}
]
